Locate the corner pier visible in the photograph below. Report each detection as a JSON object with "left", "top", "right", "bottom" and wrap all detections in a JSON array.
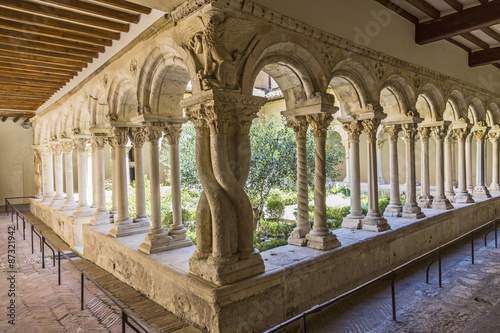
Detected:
[{"left": 30, "top": 195, "right": 500, "bottom": 332}]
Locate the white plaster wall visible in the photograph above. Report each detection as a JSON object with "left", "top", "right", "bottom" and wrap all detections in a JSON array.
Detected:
[{"left": 0, "top": 122, "right": 35, "bottom": 204}]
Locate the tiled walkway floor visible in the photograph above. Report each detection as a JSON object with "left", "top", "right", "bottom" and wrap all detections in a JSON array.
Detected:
[{"left": 0, "top": 206, "right": 201, "bottom": 333}]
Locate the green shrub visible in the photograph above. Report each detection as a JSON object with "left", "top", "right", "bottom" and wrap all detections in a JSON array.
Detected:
[
  {"left": 266, "top": 198, "right": 285, "bottom": 220},
  {"left": 326, "top": 206, "right": 350, "bottom": 229},
  {"left": 259, "top": 219, "right": 295, "bottom": 238},
  {"left": 162, "top": 208, "right": 195, "bottom": 227},
  {"left": 378, "top": 195, "right": 390, "bottom": 215},
  {"left": 255, "top": 238, "right": 288, "bottom": 252},
  {"left": 331, "top": 183, "right": 351, "bottom": 198}
]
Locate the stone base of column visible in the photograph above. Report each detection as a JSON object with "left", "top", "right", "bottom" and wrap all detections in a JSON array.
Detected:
[
  {"left": 138, "top": 228, "right": 191, "bottom": 254},
  {"left": 42, "top": 195, "right": 55, "bottom": 204},
  {"left": 402, "top": 205, "right": 425, "bottom": 219},
  {"left": 189, "top": 251, "right": 265, "bottom": 286},
  {"left": 467, "top": 186, "right": 474, "bottom": 195},
  {"left": 50, "top": 194, "right": 65, "bottom": 206},
  {"left": 378, "top": 177, "right": 388, "bottom": 185},
  {"left": 473, "top": 186, "right": 492, "bottom": 199},
  {"left": 417, "top": 195, "right": 433, "bottom": 209},
  {"left": 133, "top": 215, "right": 151, "bottom": 224},
  {"left": 287, "top": 227, "right": 311, "bottom": 246},
  {"left": 445, "top": 191, "right": 456, "bottom": 203},
  {"left": 342, "top": 215, "right": 364, "bottom": 229},
  {"left": 90, "top": 203, "right": 97, "bottom": 209},
  {"left": 108, "top": 219, "right": 149, "bottom": 238},
  {"left": 383, "top": 205, "right": 403, "bottom": 218},
  {"left": 455, "top": 191, "right": 474, "bottom": 203},
  {"left": 362, "top": 216, "right": 390, "bottom": 232},
  {"left": 59, "top": 200, "right": 77, "bottom": 211},
  {"left": 306, "top": 230, "right": 341, "bottom": 250},
  {"left": 453, "top": 180, "right": 458, "bottom": 188},
  {"left": 71, "top": 205, "right": 94, "bottom": 218},
  {"left": 90, "top": 210, "right": 111, "bottom": 226},
  {"left": 431, "top": 197, "right": 453, "bottom": 210},
  {"left": 489, "top": 184, "right": 500, "bottom": 194}
]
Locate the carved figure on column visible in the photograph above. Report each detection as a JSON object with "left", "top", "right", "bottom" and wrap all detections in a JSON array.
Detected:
[
  {"left": 287, "top": 116, "right": 311, "bottom": 245},
  {"left": 32, "top": 146, "right": 43, "bottom": 199},
  {"left": 418, "top": 127, "right": 433, "bottom": 208},
  {"left": 306, "top": 113, "right": 341, "bottom": 249},
  {"left": 182, "top": 90, "right": 266, "bottom": 286}
]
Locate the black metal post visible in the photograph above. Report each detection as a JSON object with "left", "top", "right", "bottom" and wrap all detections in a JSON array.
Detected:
[
  {"left": 81, "top": 272, "right": 84, "bottom": 310},
  {"left": 22, "top": 217, "right": 25, "bottom": 240},
  {"left": 58, "top": 251, "right": 61, "bottom": 286},
  {"left": 391, "top": 272, "right": 396, "bottom": 321},
  {"left": 438, "top": 248, "right": 442, "bottom": 288},
  {"left": 301, "top": 313, "right": 307, "bottom": 333},
  {"left": 31, "top": 225, "right": 34, "bottom": 254},
  {"left": 42, "top": 236, "right": 45, "bottom": 269},
  {"left": 122, "top": 310, "right": 127, "bottom": 333},
  {"left": 471, "top": 232, "right": 475, "bottom": 265}
]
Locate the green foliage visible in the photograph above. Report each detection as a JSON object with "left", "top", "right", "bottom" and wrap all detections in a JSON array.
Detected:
[
  {"left": 266, "top": 199, "right": 285, "bottom": 220},
  {"left": 331, "top": 183, "right": 351, "bottom": 198},
  {"left": 161, "top": 208, "right": 196, "bottom": 227},
  {"left": 255, "top": 238, "right": 288, "bottom": 252},
  {"left": 259, "top": 219, "right": 295, "bottom": 238},
  {"left": 378, "top": 195, "right": 390, "bottom": 215},
  {"left": 326, "top": 206, "right": 350, "bottom": 229}
]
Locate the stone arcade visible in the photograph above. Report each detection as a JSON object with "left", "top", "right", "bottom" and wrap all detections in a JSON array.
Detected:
[{"left": 7, "top": 0, "right": 500, "bottom": 332}]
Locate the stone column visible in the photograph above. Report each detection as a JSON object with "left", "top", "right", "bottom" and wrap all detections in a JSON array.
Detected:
[
  {"left": 110, "top": 145, "right": 118, "bottom": 221},
  {"left": 473, "top": 128, "right": 491, "bottom": 198},
  {"left": 454, "top": 126, "right": 474, "bottom": 203},
  {"left": 452, "top": 141, "right": 458, "bottom": 188},
  {"left": 50, "top": 142, "right": 65, "bottom": 206},
  {"left": 86, "top": 145, "right": 97, "bottom": 208},
  {"left": 286, "top": 117, "right": 311, "bottom": 245},
  {"left": 129, "top": 127, "right": 151, "bottom": 225},
  {"left": 139, "top": 123, "right": 173, "bottom": 253},
  {"left": 72, "top": 138, "right": 93, "bottom": 218},
  {"left": 489, "top": 131, "right": 500, "bottom": 194},
  {"left": 342, "top": 121, "right": 365, "bottom": 227},
  {"left": 376, "top": 139, "right": 388, "bottom": 185},
  {"left": 444, "top": 134, "right": 456, "bottom": 202},
  {"left": 466, "top": 134, "right": 474, "bottom": 194},
  {"left": 109, "top": 127, "right": 148, "bottom": 237},
  {"left": 32, "top": 145, "right": 43, "bottom": 199},
  {"left": 90, "top": 134, "right": 110, "bottom": 225},
  {"left": 342, "top": 140, "right": 351, "bottom": 185},
  {"left": 361, "top": 118, "right": 390, "bottom": 231},
  {"left": 402, "top": 123, "right": 425, "bottom": 218},
  {"left": 59, "top": 141, "right": 77, "bottom": 211},
  {"left": 383, "top": 125, "right": 403, "bottom": 217},
  {"left": 431, "top": 124, "right": 453, "bottom": 209},
  {"left": 417, "top": 127, "right": 433, "bottom": 208},
  {"left": 164, "top": 122, "right": 192, "bottom": 247},
  {"left": 305, "top": 113, "right": 341, "bottom": 250},
  {"left": 42, "top": 144, "right": 55, "bottom": 202}
]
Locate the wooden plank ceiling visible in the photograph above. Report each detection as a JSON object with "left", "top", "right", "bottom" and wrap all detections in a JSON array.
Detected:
[
  {"left": 0, "top": 0, "right": 151, "bottom": 119},
  {"left": 374, "top": 0, "right": 500, "bottom": 70}
]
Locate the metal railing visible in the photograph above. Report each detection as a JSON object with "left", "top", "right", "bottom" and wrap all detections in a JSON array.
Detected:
[
  {"left": 265, "top": 217, "right": 499, "bottom": 333},
  {"left": 5, "top": 198, "right": 150, "bottom": 333}
]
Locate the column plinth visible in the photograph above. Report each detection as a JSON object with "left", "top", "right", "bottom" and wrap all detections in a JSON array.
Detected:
[{"left": 431, "top": 124, "right": 453, "bottom": 210}]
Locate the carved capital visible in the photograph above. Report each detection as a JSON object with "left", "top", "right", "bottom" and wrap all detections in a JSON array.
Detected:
[
  {"left": 361, "top": 118, "right": 381, "bottom": 141},
  {"left": 376, "top": 139, "right": 386, "bottom": 149},
  {"left": 343, "top": 121, "right": 363, "bottom": 141},
  {"left": 431, "top": 125, "right": 448, "bottom": 141},
  {"left": 418, "top": 127, "right": 431, "bottom": 143},
  {"left": 73, "top": 138, "right": 88, "bottom": 152},
  {"left": 366, "top": 101, "right": 384, "bottom": 114},
  {"left": 144, "top": 122, "right": 164, "bottom": 144},
  {"left": 473, "top": 130, "right": 488, "bottom": 143},
  {"left": 489, "top": 132, "right": 500, "bottom": 144},
  {"left": 50, "top": 143, "right": 62, "bottom": 155},
  {"left": 129, "top": 127, "right": 146, "bottom": 148},
  {"left": 164, "top": 123, "right": 183, "bottom": 145},
  {"left": 453, "top": 128, "right": 470, "bottom": 141},
  {"left": 41, "top": 145, "right": 52, "bottom": 157},
  {"left": 237, "top": 106, "right": 260, "bottom": 135},
  {"left": 306, "top": 113, "right": 333, "bottom": 138},
  {"left": 383, "top": 125, "right": 401, "bottom": 142},
  {"left": 287, "top": 116, "right": 308, "bottom": 139},
  {"left": 110, "top": 127, "right": 129, "bottom": 147},
  {"left": 91, "top": 134, "right": 107, "bottom": 149},
  {"left": 402, "top": 123, "right": 418, "bottom": 142},
  {"left": 60, "top": 141, "right": 74, "bottom": 154}
]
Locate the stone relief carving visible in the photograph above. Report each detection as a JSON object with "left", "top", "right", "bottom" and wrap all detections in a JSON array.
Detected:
[
  {"left": 130, "top": 58, "right": 138, "bottom": 76},
  {"left": 33, "top": 147, "right": 42, "bottom": 198}
]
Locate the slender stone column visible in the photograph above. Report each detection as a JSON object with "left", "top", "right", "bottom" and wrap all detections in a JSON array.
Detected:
[
  {"left": 473, "top": 128, "right": 491, "bottom": 198},
  {"left": 42, "top": 144, "right": 55, "bottom": 202},
  {"left": 86, "top": 145, "right": 97, "bottom": 208},
  {"left": 342, "top": 121, "right": 365, "bottom": 227},
  {"left": 306, "top": 113, "right": 341, "bottom": 249},
  {"left": 32, "top": 145, "right": 43, "bottom": 199},
  {"left": 452, "top": 142, "right": 458, "bottom": 188},
  {"left": 50, "top": 142, "right": 65, "bottom": 206},
  {"left": 287, "top": 117, "right": 311, "bottom": 245},
  {"left": 362, "top": 118, "right": 390, "bottom": 231},
  {"left": 342, "top": 140, "right": 351, "bottom": 185},
  {"left": 110, "top": 144, "right": 118, "bottom": 221},
  {"left": 90, "top": 134, "right": 110, "bottom": 225},
  {"left": 484, "top": 141, "right": 488, "bottom": 186},
  {"left": 453, "top": 125, "right": 474, "bottom": 203},
  {"left": 164, "top": 122, "right": 192, "bottom": 246},
  {"left": 376, "top": 139, "right": 388, "bottom": 184},
  {"left": 466, "top": 134, "right": 474, "bottom": 194},
  {"left": 444, "top": 135, "right": 456, "bottom": 202},
  {"left": 431, "top": 124, "right": 453, "bottom": 209},
  {"left": 60, "top": 141, "right": 77, "bottom": 211},
  {"left": 489, "top": 131, "right": 500, "bottom": 194},
  {"left": 402, "top": 123, "right": 425, "bottom": 218},
  {"left": 72, "top": 138, "right": 93, "bottom": 218},
  {"left": 383, "top": 125, "right": 403, "bottom": 217},
  {"left": 129, "top": 127, "right": 151, "bottom": 225},
  {"left": 139, "top": 123, "right": 172, "bottom": 253},
  {"left": 418, "top": 127, "right": 433, "bottom": 208}
]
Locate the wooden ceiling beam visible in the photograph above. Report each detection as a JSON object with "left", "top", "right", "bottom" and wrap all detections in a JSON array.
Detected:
[
  {"left": 0, "top": 36, "right": 99, "bottom": 59},
  {"left": 94, "top": 0, "right": 151, "bottom": 14},
  {"left": 0, "top": 8, "right": 120, "bottom": 40},
  {"left": 0, "top": 28, "right": 105, "bottom": 53},
  {"left": 0, "top": 54, "right": 82, "bottom": 72},
  {"left": 0, "top": 62, "right": 77, "bottom": 76},
  {"left": 1, "top": 117, "right": 7, "bottom": 122},
  {"left": 461, "top": 32, "right": 490, "bottom": 50},
  {"left": 416, "top": 1, "right": 500, "bottom": 44},
  {"left": 373, "top": 0, "right": 419, "bottom": 24},
  {"left": 40, "top": 0, "right": 140, "bottom": 23},
  {"left": 0, "top": 104, "right": 42, "bottom": 109},
  {"left": 469, "top": 47, "right": 500, "bottom": 67},
  {"left": 0, "top": 95, "right": 52, "bottom": 101},
  {"left": 0, "top": 70, "right": 72, "bottom": 83},
  {"left": 0, "top": 110, "right": 36, "bottom": 118},
  {"left": 12, "top": 117, "right": 20, "bottom": 123},
  {"left": 0, "top": 84, "right": 58, "bottom": 93},
  {"left": 445, "top": 38, "right": 471, "bottom": 52},
  {"left": 405, "top": 0, "right": 440, "bottom": 19},
  {"left": 443, "top": 0, "right": 463, "bottom": 12},
  {"left": 0, "top": 0, "right": 130, "bottom": 32},
  {"left": 0, "top": 78, "right": 63, "bottom": 89},
  {"left": 0, "top": 18, "right": 112, "bottom": 47},
  {"left": 0, "top": 43, "right": 93, "bottom": 63},
  {"left": 481, "top": 27, "right": 500, "bottom": 44}
]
